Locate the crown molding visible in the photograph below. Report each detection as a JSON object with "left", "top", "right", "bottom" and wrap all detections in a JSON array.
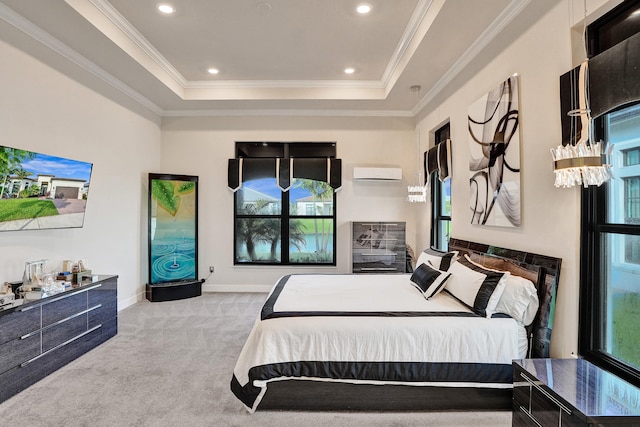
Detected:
[
  {"left": 0, "top": 2, "right": 164, "bottom": 116},
  {"left": 0, "top": 3, "right": 410, "bottom": 118},
  {"left": 381, "top": 0, "right": 444, "bottom": 96},
  {"left": 413, "top": 0, "right": 532, "bottom": 116},
  {"left": 85, "top": 0, "right": 187, "bottom": 87},
  {"left": 66, "top": 0, "right": 431, "bottom": 100},
  {"left": 162, "top": 108, "right": 414, "bottom": 118},
  {"left": 185, "top": 79, "right": 385, "bottom": 89},
  {"left": 1, "top": 0, "right": 534, "bottom": 118},
  {"left": 183, "top": 79, "right": 387, "bottom": 101}
]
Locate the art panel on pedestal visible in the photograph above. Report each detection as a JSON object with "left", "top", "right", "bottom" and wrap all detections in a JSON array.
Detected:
[{"left": 147, "top": 173, "right": 202, "bottom": 301}]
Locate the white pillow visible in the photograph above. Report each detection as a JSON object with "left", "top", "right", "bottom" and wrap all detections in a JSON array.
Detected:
[
  {"left": 494, "top": 275, "right": 539, "bottom": 326},
  {"left": 445, "top": 256, "right": 508, "bottom": 318},
  {"left": 416, "top": 248, "right": 458, "bottom": 271}
]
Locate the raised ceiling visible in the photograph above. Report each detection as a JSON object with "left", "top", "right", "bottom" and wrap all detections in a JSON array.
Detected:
[{"left": 0, "top": 0, "right": 559, "bottom": 116}]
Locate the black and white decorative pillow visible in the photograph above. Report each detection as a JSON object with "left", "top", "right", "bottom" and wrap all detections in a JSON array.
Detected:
[
  {"left": 410, "top": 263, "right": 451, "bottom": 300},
  {"left": 416, "top": 247, "right": 458, "bottom": 271},
  {"left": 444, "top": 255, "right": 508, "bottom": 317}
]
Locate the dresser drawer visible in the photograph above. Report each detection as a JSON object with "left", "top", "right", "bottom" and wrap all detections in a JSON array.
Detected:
[
  {"left": 88, "top": 279, "right": 116, "bottom": 306},
  {"left": 88, "top": 298, "right": 116, "bottom": 329},
  {"left": 41, "top": 292, "right": 87, "bottom": 326},
  {"left": 88, "top": 281, "right": 117, "bottom": 328},
  {"left": 512, "top": 401, "right": 538, "bottom": 427},
  {"left": 42, "top": 314, "right": 87, "bottom": 353},
  {"left": 513, "top": 362, "right": 587, "bottom": 427},
  {"left": 0, "top": 307, "right": 41, "bottom": 345},
  {"left": 0, "top": 334, "right": 40, "bottom": 374}
]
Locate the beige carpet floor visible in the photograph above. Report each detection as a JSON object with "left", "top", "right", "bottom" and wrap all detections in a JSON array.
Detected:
[{"left": 0, "top": 293, "right": 512, "bottom": 427}]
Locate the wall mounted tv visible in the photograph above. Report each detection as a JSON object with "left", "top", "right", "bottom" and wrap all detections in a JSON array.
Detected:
[{"left": 0, "top": 145, "right": 93, "bottom": 232}]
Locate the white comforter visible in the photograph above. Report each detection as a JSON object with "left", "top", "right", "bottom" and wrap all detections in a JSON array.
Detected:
[{"left": 232, "top": 274, "right": 524, "bottom": 412}]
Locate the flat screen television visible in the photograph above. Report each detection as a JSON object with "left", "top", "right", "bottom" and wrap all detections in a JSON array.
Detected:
[{"left": 0, "top": 145, "right": 93, "bottom": 232}]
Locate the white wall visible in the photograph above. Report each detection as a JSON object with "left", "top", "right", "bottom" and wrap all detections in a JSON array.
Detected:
[
  {"left": 0, "top": 38, "right": 161, "bottom": 310},
  {"left": 415, "top": 1, "right": 599, "bottom": 358},
  {"left": 160, "top": 115, "right": 416, "bottom": 291}
]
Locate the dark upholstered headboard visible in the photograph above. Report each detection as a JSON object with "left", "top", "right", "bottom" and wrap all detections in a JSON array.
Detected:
[{"left": 448, "top": 238, "right": 562, "bottom": 359}]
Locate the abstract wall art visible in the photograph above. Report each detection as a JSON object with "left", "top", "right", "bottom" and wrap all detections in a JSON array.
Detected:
[{"left": 467, "top": 75, "right": 521, "bottom": 227}]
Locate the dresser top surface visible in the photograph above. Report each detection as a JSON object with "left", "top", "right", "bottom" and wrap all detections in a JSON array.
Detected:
[
  {"left": 515, "top": 358, "right": 640, "bottom": 418},
  {"left": 0, "top": 274, "right": 117, "bottom": 316}
]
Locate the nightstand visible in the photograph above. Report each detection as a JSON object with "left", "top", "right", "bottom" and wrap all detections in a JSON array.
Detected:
[{"left": 513, "top": 358, "right": 640, "bottom": 426}]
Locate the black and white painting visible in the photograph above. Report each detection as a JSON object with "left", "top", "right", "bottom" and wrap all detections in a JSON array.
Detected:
[{"left": 468, "top": 75, "right": 521, "bottom": 227}]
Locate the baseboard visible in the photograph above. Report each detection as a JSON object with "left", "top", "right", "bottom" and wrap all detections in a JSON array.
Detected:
[
  {"left": 119, "top": 293, "right": 140, "bottom": 311},
  {"left": 203, "top": 284, "right": 272, "bottom": 293},
  {"left": 118, "top": 284, "right": 270, "bottom": 312}
]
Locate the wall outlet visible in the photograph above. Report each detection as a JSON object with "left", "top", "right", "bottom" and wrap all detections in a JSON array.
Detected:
[{"left": 209, "top": 266, "right": 215, "bottom": 273}]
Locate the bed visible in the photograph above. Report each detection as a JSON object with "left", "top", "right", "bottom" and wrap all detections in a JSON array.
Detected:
[{"left": 230, "top": 238, "right": 561, "bottom": 412}]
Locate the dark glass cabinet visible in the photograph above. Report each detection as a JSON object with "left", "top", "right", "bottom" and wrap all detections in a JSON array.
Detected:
[
  {"left": 513, "top": 358, "right": 640, "bottom": 426},
  {"left": 352, "top": 222, "right": 406, "bottom": 273}
]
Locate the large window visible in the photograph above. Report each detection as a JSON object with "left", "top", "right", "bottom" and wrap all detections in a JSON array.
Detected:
[
  {"left": 431, "top": 123, "right": 451, "bottom": 250},
  {"left": 233, "top": 142, "right": 337, "bottom": 266},
  {"left": 580, "top": 0, "right": 640, "bottom": 387}
]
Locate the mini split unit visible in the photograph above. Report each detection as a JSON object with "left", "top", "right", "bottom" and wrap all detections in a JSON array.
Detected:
[{"left": 352, "top": 167, "right": 403, "bottom": 181}]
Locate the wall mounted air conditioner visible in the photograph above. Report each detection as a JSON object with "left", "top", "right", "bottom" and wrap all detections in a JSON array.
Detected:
[{"left": 353, "top": 167, "right": 403, "bottom": 181}]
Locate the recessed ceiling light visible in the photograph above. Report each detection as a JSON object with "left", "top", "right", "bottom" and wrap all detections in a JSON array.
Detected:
[
  {"left": 356, "top": 4, "right": 372, "bottom": 14},
  {"left": 257, "top": 2, "right": 272, "bottom": 13},
  {"left": 207, "top": 68, "right": 219, "bottom": 75},
  {"left": 158, "top": 4, "right": 175, "bottom": 14},
  {"left": 344, "top": 68, "right": 356, "bottom": 74}
]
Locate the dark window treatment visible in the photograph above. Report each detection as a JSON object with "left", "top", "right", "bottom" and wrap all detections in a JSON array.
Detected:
[
  {"left": 228, "top": 158, "right": 342, "bottom": 191},
  {"left": 559, "top": 64, "right": 587, "bottom": 147},
  {"left": 423, "top": 139, "right": 452, "bottom": 183},
  {"left": 589, "top": 30, "right": 640, "bottom": 118},
  {"left": 560, "top": 30, "right": 640, "bottom": 145}
]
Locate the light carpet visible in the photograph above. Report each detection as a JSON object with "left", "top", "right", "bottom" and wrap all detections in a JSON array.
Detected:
[{"left": 0, "top": 293, "right": 512, "bottom": 427}]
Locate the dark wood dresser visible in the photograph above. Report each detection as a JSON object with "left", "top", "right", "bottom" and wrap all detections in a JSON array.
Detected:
[
  {"left": 0, "top": 275, "right": 117, "bottom": 403},
  {"left": 513, "top": 358, "right": 640, "bottom": 426}
]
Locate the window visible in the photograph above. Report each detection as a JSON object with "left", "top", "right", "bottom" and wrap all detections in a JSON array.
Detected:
[
  {"left": 431, "top": 123, "right": 451, "bottom": 250},
  {"left": 233, "top": 142, "right": 337, "bottom": 265},
  {"left": 623, "top": 147, "right": 640, "bottom": 166},
  {"left": 580, "top": 0, "right": 640, "bottom": 387}
]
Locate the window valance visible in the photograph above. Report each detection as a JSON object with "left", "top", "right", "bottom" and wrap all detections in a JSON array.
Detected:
[
  {"left": 423, "top": 139, "right": 452, "bottom": 184},
  {"left": 589, "top": 30, "right": 640, "bottom": 119},
  {"left": 560, "top": 31, "right": 640, "bottom": 146},
  {"left": 228, "top": 158, "right": 342, "bottom": 192}
]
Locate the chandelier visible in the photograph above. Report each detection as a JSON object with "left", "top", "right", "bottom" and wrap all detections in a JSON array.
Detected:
[
  {"left": 551, "top": 60, "right": 612, "bottom": 188},
  {"left": 551, "top": 2, "right": 612, "bottom": 189},
  {"left": 407, "top": 184, "right": 427, "bottom": 203},
  {"left": 408, "top": 85, "right": 428, "bottom": 203},
  {"left": 550, "top": 138, "right": 611, "bottom": 188}
]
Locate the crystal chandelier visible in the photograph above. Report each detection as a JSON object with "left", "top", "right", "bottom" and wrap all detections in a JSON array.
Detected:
[
  {"left": 551, "top": 2, "right": 612, "bottom": 189},
  {"left": 551, "top": 60, "right": 612, "bottom": 188},
  {"left": 407, "top": 184, "right": 427, "bottom": 203},
  {"left": 550, "top": 137, "right": 612, "bottom": 188},
  {"left": 408, "top": 85, "right": 427, "bottom": 202}
]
